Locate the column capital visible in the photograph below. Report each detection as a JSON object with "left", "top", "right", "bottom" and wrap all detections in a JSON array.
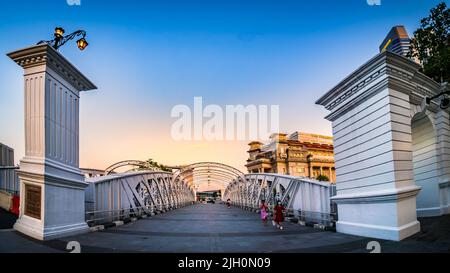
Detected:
[
  {"left": 7, "top": 44, "right": 97, "bottom": 92},
  {"left": 315, "top": 51, "right": 441, "bottom": 122}
]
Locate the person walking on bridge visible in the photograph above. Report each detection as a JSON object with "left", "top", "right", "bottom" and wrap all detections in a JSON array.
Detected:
[
  {"left": 273, "top": 200, "right": 285, "bottom": 230},
  {"left": 260, "top": 200, "right": 268, "bottom": 226}
]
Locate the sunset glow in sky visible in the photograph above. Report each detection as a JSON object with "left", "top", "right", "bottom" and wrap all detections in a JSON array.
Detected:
[{"left": 0, "top": 0, "right": 447, "bottom": 172}]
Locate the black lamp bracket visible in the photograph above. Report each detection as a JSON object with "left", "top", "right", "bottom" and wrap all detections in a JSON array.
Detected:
[
  {"left": 37, "top": 30, "right": 86, "bottom": 51},
  {"left": 425, "top": 82, "right": 450, "bottom": 106}
]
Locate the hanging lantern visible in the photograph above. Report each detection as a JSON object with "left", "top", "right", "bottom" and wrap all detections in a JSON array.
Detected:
[
  {"left": 54, "top": 27, "right": 65, "bottom": 38},
  {"left": 76, "top": 38, "right": 88, "bottom": 51}
]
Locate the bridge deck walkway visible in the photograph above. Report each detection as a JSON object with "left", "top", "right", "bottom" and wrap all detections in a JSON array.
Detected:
[{"left": 1, "top": 203, "right": 449, "bottom": 252}]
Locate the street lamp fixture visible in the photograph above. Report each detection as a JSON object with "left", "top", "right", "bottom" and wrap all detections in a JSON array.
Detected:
[
  {"left": 76, "top": 38, "right": 88, "bottom": 51},
  {"left": 54, "top": 27, "right": 65, "bottom": 38},
  {"left": 425, "top": 82, "right": 450, "bottom": 110},
  {"left": 37, "top": 27, "right": 89, "bottom": 51}
]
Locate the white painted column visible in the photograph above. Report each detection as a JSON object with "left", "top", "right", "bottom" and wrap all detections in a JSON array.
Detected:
[
  {"left": 332, "top": 87, "right": 420, "bottom": 241},
  {"left": 315, "top": 52, "right": 438, "bottom": 241},
  {"left": 8, "top": 44, "right": 96, "bottom": 240}
]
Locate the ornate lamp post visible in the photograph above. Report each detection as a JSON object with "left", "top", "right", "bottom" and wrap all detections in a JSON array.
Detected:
[{"left": 37, "top": 27, "right": 89, "bottom": 51}]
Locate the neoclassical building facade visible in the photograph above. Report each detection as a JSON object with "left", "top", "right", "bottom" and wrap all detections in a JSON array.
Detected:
[{"left": 246, "top": 132, "right": 336, "bottom": 182}]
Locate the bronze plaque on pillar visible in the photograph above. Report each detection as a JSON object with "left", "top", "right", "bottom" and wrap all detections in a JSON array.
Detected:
[{"left": 25, "top": 184, "right": 41, "bottom": 219}]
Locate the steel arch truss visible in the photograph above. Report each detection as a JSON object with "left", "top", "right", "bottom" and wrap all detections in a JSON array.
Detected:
[
  {"left": 223, "top": 174, "right": 333, "bottom": 214},
  {"left": 85, "top": 171, "right": 195, "bottom": 225},
  {"left": 172, "top": 162, "right": 245, "bottom": 192},
  {"left": 104, "top": 160, "right": 162, "bottom": 175},
  {"left": 85, "top": 163, "right": 334, "bottom": 226}
]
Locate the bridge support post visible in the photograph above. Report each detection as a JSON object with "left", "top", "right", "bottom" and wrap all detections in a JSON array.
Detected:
[
  {"left": 315, "top": 52, "right": 441, "bottom": 241},
  {"left": 7, "top": 45, "right": 96, "bottom": 240}
]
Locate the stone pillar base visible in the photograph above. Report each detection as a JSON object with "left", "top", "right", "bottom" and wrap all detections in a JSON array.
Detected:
[
  {"left": 14, "top": 216, "right": 89, "bottom": 241},
  {"left": 333, "top": 186, "right": 421, "bottom": 241},
  {"left": 14, "top": 164, "right": 90, "bottom": 241},
  {"left": 336, "top": 220, "right": 420, "bottom": 241}
]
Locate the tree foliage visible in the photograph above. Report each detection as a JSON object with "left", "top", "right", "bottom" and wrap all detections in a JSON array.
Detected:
[
  {"left": 139, "top": 158, "right": 172, "bottom": 172},
  {"left": 408, "top": 2, "right": 450, "bottom": 83},
  {"left": 316, "top": 175, "right": 329, "bottom": 182}
]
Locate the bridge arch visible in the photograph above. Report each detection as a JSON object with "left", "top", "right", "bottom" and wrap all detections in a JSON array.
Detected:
[
  {"left": 86, "top": 163, "right": 335, "bottom": 227},
  {"left": 223, "top": 173, "right": 333, "bottom": 215},
  {"left": 104, "top": 160, "right": 162, "bottom": 175},
  {"left": 173, "top": 162, "right": 245, "bottom": 195},
  {"left": 85, "top": 170, "right": 195, "bottom": 225}
]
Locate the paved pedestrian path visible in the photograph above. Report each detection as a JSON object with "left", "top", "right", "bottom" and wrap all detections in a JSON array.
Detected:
[{"left": 0, "top": 203, "right": 449, "bottom": 253}]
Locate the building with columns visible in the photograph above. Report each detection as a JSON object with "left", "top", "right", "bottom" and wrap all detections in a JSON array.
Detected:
[{"left": 246, "top": 132, "right": 336, "bottom": 182}]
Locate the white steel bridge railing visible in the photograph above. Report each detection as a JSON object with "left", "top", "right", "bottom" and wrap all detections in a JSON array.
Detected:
[
  {"left": 85, "top": 171, "right": 195, "bottom": 226},
  {"left": 85, "top": 170, "right": 337, "bottom": 228},
  {"left": 223, "top": 173, "right": 337, "bottom": 227}
]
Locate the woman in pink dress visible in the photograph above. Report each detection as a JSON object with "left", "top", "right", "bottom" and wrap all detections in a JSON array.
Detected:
[
  {"left": 260, "top": 200, "right": 268, "bottom": 226},
  {"left": 273, "top": 200, "right": 285, "bottom": 230}
]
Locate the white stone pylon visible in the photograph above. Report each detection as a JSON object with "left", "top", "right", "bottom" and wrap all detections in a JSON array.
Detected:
[
  {"left": 315, "top": 52, "right": 436, "bottom": 241},
  {"left": 7, "top": 44, "right": 97, "bottom": 240}
]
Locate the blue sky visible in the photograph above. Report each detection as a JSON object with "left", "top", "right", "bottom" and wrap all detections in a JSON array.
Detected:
[{"left": 0, "top": 0, "right": 447, "bottom": 170}]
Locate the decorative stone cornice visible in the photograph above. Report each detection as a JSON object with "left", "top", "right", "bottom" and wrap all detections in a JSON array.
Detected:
[
  {"left": 16, "top": 169, "right": 88, "bottom": 190},
  {"left": 7, "top": 44, "right": 97, "bottom": 92},
  {"left": 245, "top": 158, "right": 272, "bottom": 168},
  {"left": 326, "top": 67, "right": 386, "bottom": 111},
  {"left": 316, "top": 51, "right": 441, "bottom": 119},
  {"left": 316, "top": 52, "right": 391, "bottom": 108},
  {"left": 331, "top": 185, "right": 421, "bottom": 204},
  {"left": 323, "top": 77, "right": 388, "bottom": 121}
]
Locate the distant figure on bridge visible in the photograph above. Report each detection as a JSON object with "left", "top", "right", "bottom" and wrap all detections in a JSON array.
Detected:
[
  {"left": 260, "top": 200, "right": 268, "bottom": 226},
  {"left": 273, "top": 200, "right": 285, "bottom": 230},
  {"left": 226, "top": 198, "right": 231, "bottom": 208}
]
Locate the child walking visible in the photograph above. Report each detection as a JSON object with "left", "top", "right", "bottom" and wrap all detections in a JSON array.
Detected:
[
  {"left": 273, "top": 200, "right": 285, "bottom": 230},
  {"left": 260, "top": 200, "right": 268, "bottom": 226}
]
